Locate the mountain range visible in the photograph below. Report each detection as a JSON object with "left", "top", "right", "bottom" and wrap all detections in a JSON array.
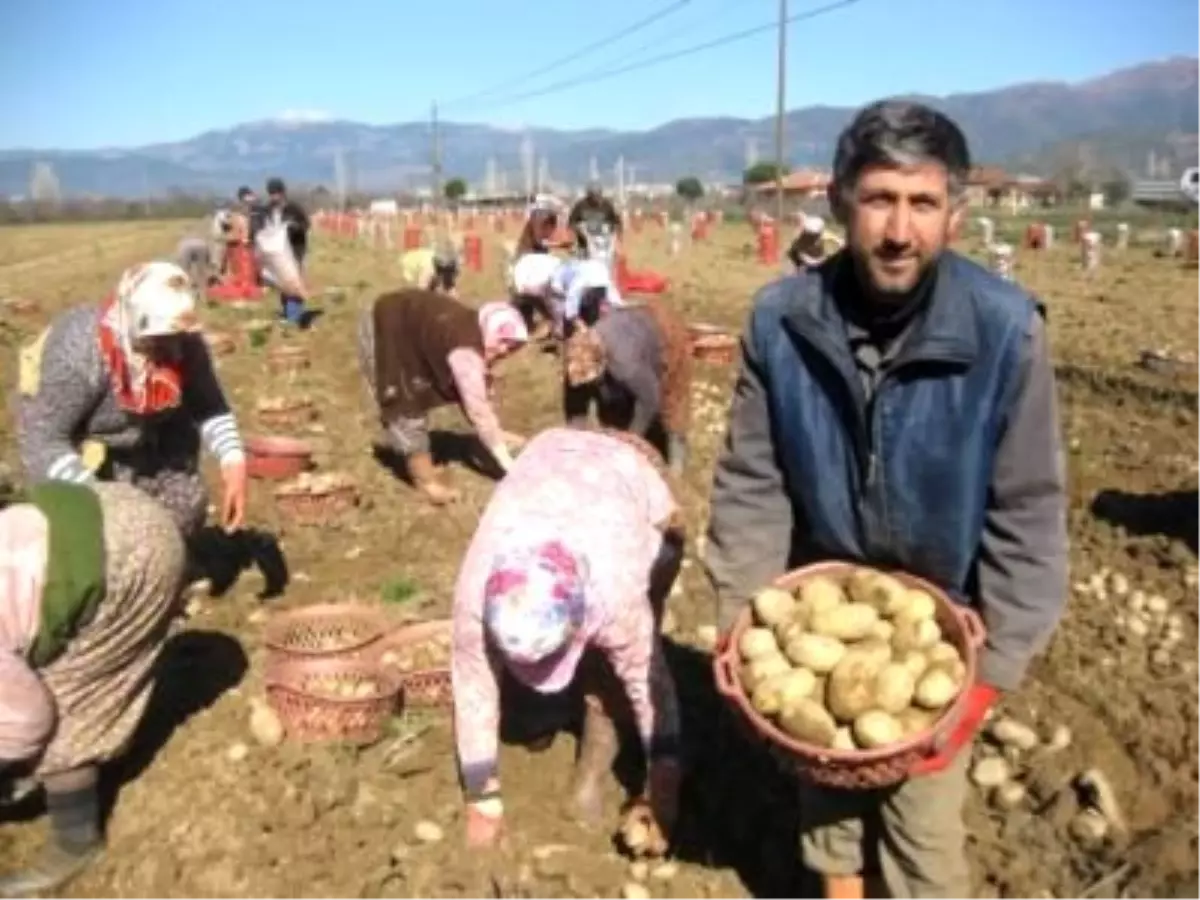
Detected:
[{"left": 2, "top": 56, "right": 1196, "bottom": 199}]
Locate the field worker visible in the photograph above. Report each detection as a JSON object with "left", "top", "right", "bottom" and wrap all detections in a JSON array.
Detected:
[
  {"left": 562, "top": 293, "right": 694, "bottom": 476},
  {"left": 357, "top": 290, "right": 529, "bottom": 505},
  {"left": 400, "top": 245, "right": 461, "bottom": 296},
  {"left": 568, "top": 180, "right": 623, "bottom": 256},
  {"left": 509, "top": 252, "right": 563, "bottom": 338},
  {"left": 516, "top": 195, "right": 572, "bottom": 256},
  {"left": 706, "top": 99, "right": 1068, "bottom": 898},
  {"left": 263, "top": 177, "right": 312, "bottom": 326},
  {"left": 16, "top": 262, "right": 248, "bottom": 545},
  {"left": 0, "top": 481, "right": 187, "bottom": 895},
  {"left": 787, "top": 214, "right": 844, "bottom": 270},
  {"left": 174, "top": 235, "right": 214, "bottom": 291},
  {"left": 451, "top": 427, "right": 685, "bottom": 848}
]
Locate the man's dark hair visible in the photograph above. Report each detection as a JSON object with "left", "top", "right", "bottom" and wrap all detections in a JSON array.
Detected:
[
  {"left": 831, "top": 100, "right": 971, "bottom": 203},
  {"left": 266, "top": 177, "right": 286, "bottom": 195},
  {"left": 236, "top": 186, "right": 254, "bottom": 201}
]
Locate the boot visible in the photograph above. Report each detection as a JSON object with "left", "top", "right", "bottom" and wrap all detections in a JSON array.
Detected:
[
  {"left": 406, "top": 451, "right": 459, "bottom": 505},
  {"left": 571, "top": 696, "right": 621, "bottom": 827},
  {"left": 0, "top": 771, "right": 103, "bottom": 898}
]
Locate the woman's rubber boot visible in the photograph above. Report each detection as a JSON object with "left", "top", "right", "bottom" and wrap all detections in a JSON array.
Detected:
[
  {"left": 571, "top": 696, "right": 620, "bottom": 828},
  {"left": 0, "top": 772, "right": 103, "bottom": 898},
  {"left": 406, "top": 451, "right": 459, "bottom": 506}
]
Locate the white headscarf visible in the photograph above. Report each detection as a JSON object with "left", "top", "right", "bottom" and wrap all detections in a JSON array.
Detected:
[{"left": 510, "top": 253, "right": 562, "bottom": 297}]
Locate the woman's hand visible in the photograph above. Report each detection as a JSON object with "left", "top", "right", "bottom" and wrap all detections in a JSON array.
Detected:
[
  {"left": 220, "top": 460, "right": 248, "bottom": 532},
  {"left": 465, "top": 797, "right": 504, "bottom": 849}
]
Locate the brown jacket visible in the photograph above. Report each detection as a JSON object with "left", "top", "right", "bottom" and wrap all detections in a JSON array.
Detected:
[{"left": 372, "top": 290, "right": 483, "bottom": 420}]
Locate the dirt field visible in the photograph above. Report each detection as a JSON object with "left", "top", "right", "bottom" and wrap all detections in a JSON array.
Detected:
[{"left": 0, "top": 216, "right": 1197, "bottom": 898}]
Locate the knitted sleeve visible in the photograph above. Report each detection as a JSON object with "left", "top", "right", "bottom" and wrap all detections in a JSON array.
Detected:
[
  {"left": 17, "top": 308, "right": 107, "bottom": 485},
  {"left": 181, "top": 336, "right": 244, "bottom": 465}
]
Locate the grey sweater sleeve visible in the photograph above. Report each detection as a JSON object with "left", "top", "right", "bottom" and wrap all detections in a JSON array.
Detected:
[
  {"left": 17, "top": 308, "right": 106, "bottom": 484},
  {"left": 975, "top": 313, "right": 1069, "bottom": 691},
  {"left": 705, "top": 312, "right": 796, "bottom": 631}
]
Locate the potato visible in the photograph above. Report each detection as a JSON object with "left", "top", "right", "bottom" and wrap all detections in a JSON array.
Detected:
[
  {"left": 926, "top": 641, "right": 961, "bottom": 667},
  {"left": 897, "top": 706, "right": 939, "bottom": 737},
  {"left": 783, "top": 633, "right": 846, "bottom": 673},
  {"left": 740, "top": 654, "right": 792, "bottom": 693},
  {"left": 873, "top": 663, "right": 917, "bottom": 714},
  {"left": 897, "top": 650, "right": 930, "bottom": 679},
  {"left": 844, "top": 568, "right": 881, "bottom": 605},
  {"left": 902, "top": 589, "right": 938, "bottom": 620},
  {"left": 891, "top": 615, "right": 941, "bottom": 653},
  {"left": 853, "top": 710, "right": 904, "bottom": 749},
  {"left": 913, "top": 667, "right": 962, "bottom": 709},
  {"left": 927, "top": 655, "right": 967, "bottom": 687},
  {"left": 810, "top": 602, "right": 880, "bottom": 642},
  {"left": 777, "top": 698, "right": 838, "bottom": 747},
  {"left": 832, "top": 726, "right": 857, "bottom": 751},
  {"left": 798, "top": 576, "right": 845, "bottom": 614},
  {"left": 870, "top": 620, "right": 895, "bottom": 643},
  {"left": 753, "top": 587, "right": 796, "bottom": 628},
  {"left": 856, "top": 638, "right": 894, "bottom": 668},
  {"left": 739, "top": 627, "right": 780, "bottom": 661},
  {"left": 859, "top": 572, "right": 910, "bottom": 617},
  {"left": 775, "top": 619, "right": 805, "bottom": 647},
  {"left": 752, "top": 669, "right": 816, "bottom": 715},
  {"left": 826, "top": 650, "right": 887, "bottom": 723}
]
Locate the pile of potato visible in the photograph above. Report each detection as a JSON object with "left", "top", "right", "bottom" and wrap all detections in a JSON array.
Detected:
[
  {"left": 380, "top": 631, "right": 452, "bottom": 672},
  {"left": 276, "top": 471, "right": 357, "bottom": 496},
  {"left": 304, "top": 673, "right": 382, "bottom": 699},
  {"left": 736, "top": 566, "right": 968, "bottom": 752}
]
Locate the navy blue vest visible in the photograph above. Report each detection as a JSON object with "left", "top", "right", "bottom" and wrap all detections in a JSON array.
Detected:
[{"left": 748, "top": 251, "right": 1036, "bottom": 601}]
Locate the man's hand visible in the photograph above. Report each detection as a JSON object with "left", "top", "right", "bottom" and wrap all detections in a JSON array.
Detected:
[{"left": 220, "top": 460, "right": 248, "bottom": 533}]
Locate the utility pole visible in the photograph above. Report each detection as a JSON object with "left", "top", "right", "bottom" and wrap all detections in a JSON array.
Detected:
[
  {"left": 431, "top": 102, "right": 443, "bottom": 208},
  {"left": 774, "top": 0, "right": 787, "bottom": 256}
]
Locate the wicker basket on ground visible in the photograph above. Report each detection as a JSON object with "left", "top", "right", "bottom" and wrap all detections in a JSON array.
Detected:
[{"left": 713, "top": 561, "right": 986, "bottom": 791}]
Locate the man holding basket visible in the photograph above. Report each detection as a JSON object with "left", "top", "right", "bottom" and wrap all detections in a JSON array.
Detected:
[{"left": 706, "top": 100, "right": 1069, "bottom": 898}]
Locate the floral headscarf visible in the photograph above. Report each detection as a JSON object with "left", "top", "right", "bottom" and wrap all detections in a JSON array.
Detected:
[
  {"left": 97, "top": 261, "right": 200, "bottom": 415},
  {"left": 478, "top": 301, "right": 530, "bottom": 355},
  {"left": 482, "top": 540, "right": 590, "bottom": 693}
]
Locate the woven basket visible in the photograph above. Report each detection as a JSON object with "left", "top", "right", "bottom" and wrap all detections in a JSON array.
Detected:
[
  {"left": 245, "top": 435, "right": 313, "bottom": 481},
  {"left": 713, "top": 561, "right": 986, "bottom": 791},
  {"left": 274, "top": 479, "right": 359, "bottom": 526},
  {"left": 264, "top": 602, "right": 389, "bottom": 660},
  {"left": 268, "top": 344, "right": 310, "bottom": 374},
  {"left": 688, "top": 324, "right": 737, "bottom": 365},
  {"left": 257, "top": 398, "right": 317, "bottom": 430},
  {"left": 265, "top": 655, "right": 400, "bottom": 744},
  {"left": 375, "top": 619, "right": 454, "bottom": 710}
]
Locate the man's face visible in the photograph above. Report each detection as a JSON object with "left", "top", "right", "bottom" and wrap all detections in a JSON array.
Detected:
[
  {"left": 268, "top": 190, "right": 284, "bottom": 206},
  {"left": 837, "top": 162, "right": 963, "bottom": 297}
]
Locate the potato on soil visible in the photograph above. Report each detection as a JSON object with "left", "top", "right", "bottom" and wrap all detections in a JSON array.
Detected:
[
  {"left": 798, "top": 576, "right": 845, "bottom": 614},
  {"left": 826, "top": 650, "right": 887, "bottom": 722},
  {"left": 873, "top": 663, "right": 917, "bottom": 714},
  {"left": 853, "top": 710, "right": 904, "bottom": 749},
  {"left": 752, "top": 587, "right": 796, "bottom": 628},
  {"left": 777, "top": 698, "right": 838, "bottom": 747},
  {"left": 739, "top": 627, "right": 780, "bottom": 660},
  {"left": 740, "top": 654, "right": 791, "bottom": 692},
  {"left": 752, "top": 669, "right": 817, "bottom": 715},
  {"left": 783, "top": 633, "right": 846, "bottom": 673},
  {"left": 891, "top": 615, "right": 941, "bottom": 653},
  {"left": 810, "top": 602, "right": 879, "bottom": 642},
  {"left": 913, "top": 667, "right": 962, "bottom": 710}
]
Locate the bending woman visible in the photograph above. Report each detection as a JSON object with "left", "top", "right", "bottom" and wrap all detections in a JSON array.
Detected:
[
  {"left": 563, "top": 295, "right": 694, "bottom": 475},
  {"left": 16, "top": 262, "right": 247, "bottom": 540},
  {"left": 0, "top": 481, "right": 187, "bottom": 895},
  {"left": 452, "top": 427, "right": 685, "bottom": 849},
  {"left": 357, "top": 290, "right": 529, "bottom": 505}
]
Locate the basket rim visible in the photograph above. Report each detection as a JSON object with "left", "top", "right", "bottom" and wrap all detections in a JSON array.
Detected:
[
  {"left": 246, "top": 435, "right": 314, "bottom": 457},
  {"left": 263, "top": 601, "right": 389, "bottom": 653},
  {"left": 713, "top": 560, "right": 984, "bottom": 767}
]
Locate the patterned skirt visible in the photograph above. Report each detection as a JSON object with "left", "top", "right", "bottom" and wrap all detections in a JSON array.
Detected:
[{"left": 36, "top": 482, "right": 186, "bottom": 776}]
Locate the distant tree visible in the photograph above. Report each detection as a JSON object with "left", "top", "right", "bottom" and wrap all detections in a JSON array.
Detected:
[
  {"left": 444, "top": 178, "right": 468, "bottom": 201},
  {"left": 676, "top": 176, "right": 704, "bottom": 201},
  {"left": 28, "top": 161, "right": 61, "bottom": 207},
  {"left": 743, "top": 161, "right": 790, "bottom": 185},
  {"left": 1102, "top": 173, "right": 1132, "bottom": 206}
]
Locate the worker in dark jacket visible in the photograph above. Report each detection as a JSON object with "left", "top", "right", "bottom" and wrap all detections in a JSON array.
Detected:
[
  {"left": 568, "top": 181, "right": 622, "bottom": 256},
  {"left": 264, "top": 177, "right": 311, "bottom": 326},
  {"left": 706, "top": 100, "right": 1069, "bottom": 899}
]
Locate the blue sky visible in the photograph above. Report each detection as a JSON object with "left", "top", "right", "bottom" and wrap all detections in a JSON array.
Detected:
[{"left": 1, "top": 0, "right": 1196, "bottom": 150}]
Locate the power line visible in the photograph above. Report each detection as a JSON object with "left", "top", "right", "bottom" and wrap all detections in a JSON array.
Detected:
[
  {"left": 461, "top": 0, "right": 864, "bottom": 115},
  {"left": 441, "top": 0, "right": 693, "bottom": 111}
]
